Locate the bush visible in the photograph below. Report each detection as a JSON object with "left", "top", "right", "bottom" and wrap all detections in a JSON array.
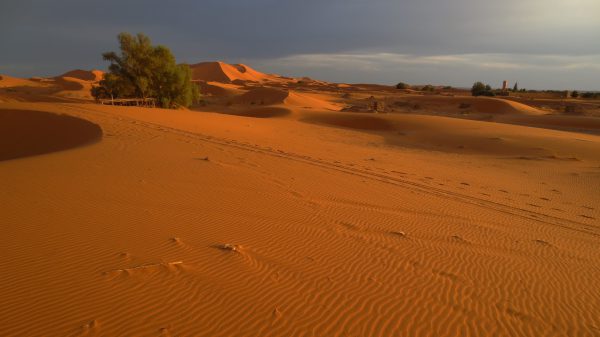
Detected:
[
  {"left": 581, "top": 92, "right": 600, "bottom": 99},
  {"left": 571, "top": 90, "right": 579, "bottom": 98},
  {"left": 471, "top": 82, "right": 495, "bottom": 96},
  {"left": 396, "top": 82, "right": 409, "bottom": 89},
  {"left": 421, "top": 84, "right": 435, "bottom": 92},
  {"left": 92, "top": 32, "right": 199, "bottom": 108}
]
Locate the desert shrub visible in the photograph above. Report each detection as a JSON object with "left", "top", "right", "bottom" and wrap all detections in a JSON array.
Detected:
[
  {"left": 581, "top": 92, "right": 600, "bottom": 99},
  {"left": 421, "top": 84, "right": 435, "bottom": 92},
  {"left": 92, "top": 32, "right": 199, "bottom": 108},
  {"left": 396, "top": 82, "right": 409, "bottom": 89},
  {"left": 571, "top": 90, "right": 579, "bottom": 98},
  {"left": 471, "top": 82, "right": 495, "bottom": 96}
]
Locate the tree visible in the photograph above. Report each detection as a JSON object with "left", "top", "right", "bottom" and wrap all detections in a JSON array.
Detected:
[
  {"left": 571, "top": 90, "right": 579, "bottom": 98},
  {"left": 513, "top": 82, "right": 518, "bottom": 92},
  {"left": 92, "top": 33, "right": 199, "bottom": 108},
  {"left": 396, "top": 82, "right": 409, "bottom": 89},
  {"left": 471, "top": 82, "right": 495, "bottom": 97}
]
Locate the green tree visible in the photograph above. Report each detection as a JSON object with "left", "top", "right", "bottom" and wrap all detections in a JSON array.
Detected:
[
  {"left": 471, "top": 82, "right": 486, "bottom": 96},
  {"left": 513, "top": 82, "right": 518, "bottom": 92},
  {"left": 571, "top": 90, "right": 579, "bottom": 98},
  {"left": 92, "top": 33, "right": 199, "bottom": 108},
  {"left": 396, "top": 82, "right": 409, "bottom": 89},
  {"left": 471, "top": 82, "right": 495, "bottom": 97}
]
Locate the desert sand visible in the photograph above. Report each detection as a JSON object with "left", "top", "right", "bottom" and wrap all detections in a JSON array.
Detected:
[{"left": 1, "top": 63, "right": 599, "bottom": 336}]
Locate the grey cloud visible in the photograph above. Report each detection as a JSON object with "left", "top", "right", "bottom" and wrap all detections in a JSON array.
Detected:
[{"left": 0, "top": 0, "right": 598, "bottom": 88}]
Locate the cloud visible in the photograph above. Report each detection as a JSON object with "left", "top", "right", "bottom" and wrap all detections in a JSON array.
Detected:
[
  {"left": 1, "top": 0, "right": 598, "bottom": 87},
  {"left": 251, "top": 52, "right": 600, "bottom": 90}
]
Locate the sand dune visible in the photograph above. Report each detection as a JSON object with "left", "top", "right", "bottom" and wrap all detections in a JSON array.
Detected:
[
  {"left": 392, "top": 95, "right": 545, "bottom": 115},
  {"left": 191, "top": 62, "right": 279, "bottom": 83},
  {"left": 0, "top": 108, "right": 102, "bottom": 161},
  {"left": 302, "top": 111, "right": 600, "bottom": 158},
  {"left": 1, "top": 64, "right": 599, "bottom": 336},
  {"left": 57, "top": 69, "right": 103, "bottom": 82},
  {"left": 233, "top": 87, "right": 290, "bottom": 105},
  {"left": 0, "top": 74, "right": 42, "bottom": 88},
  {"left": 0, "top": 70, "right": 100, "bottom": 102}
]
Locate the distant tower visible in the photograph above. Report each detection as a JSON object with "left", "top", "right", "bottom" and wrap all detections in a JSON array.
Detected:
[{"left": 502, "top": 80, "right": 508, "bottom": 91}]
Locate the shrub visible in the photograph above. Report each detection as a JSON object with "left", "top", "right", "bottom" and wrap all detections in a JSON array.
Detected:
[
  {"left": 581, "top": 92, "right": 600, "bottom": 99},
  {"left": 92, "top": 32, "right": 199, "bottom": 108},
  {"left": 471, "top": 82, "right": 495, "bottom": 96},
  {"left": 571, "top": 90, "right": 579, "bottom": 98},
  {"left": 421, "top": 84, "right": 435, "bottom": 92},
  {"left": 396, "top": 82, "right": 409, "bottom": 89}
]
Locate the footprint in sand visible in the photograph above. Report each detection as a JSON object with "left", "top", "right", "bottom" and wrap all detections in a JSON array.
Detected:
[
  {"left": 533, "top": 239, "right": 551, "bottom": 246},
  {"left": 434, "top": 270, "right": 460, "bottom": 282},
  {"left": 450, "top": 235, "right": 468, "bottom": 243},
  {"left": 389, "top": 231, "right": 407, "bottom": 238},
  {"left": 82, "top": 319, "right": 99, "bottom": 330}
]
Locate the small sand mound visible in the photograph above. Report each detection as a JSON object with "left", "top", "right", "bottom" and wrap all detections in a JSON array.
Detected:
[
  {"left": 226, "top": 107, "right": 291, "bottom": 118},
  {"left": 0, "top": 74, "right": 40, "bottom": 88},
  {"left": 0, "top": 109, "right": 103, "bottom": 161},
  {"left": 197, "top": 81, "right": 232, "bottom": 96},
  {"left": 471, "top": 97, "right": 544, "bottom": 115},
  {"left": 301, "top": 112, "right": 396, "bottom": 131},
  {"left": 57, "top": 69, "right": 103, "bottom": 82},
  {"left": 396, "top": 96, "right": 545, "bottom": 116},
  {"left": 233, "top": 87, "right": 290, "bottom": 105},
  {"left": 53, "top": 77, "right": 86, "bottom": 91}
]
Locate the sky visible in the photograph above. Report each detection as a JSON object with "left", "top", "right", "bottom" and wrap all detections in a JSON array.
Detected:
[{"left": 1, "top": 0, "right": 599, "bottom": 90}]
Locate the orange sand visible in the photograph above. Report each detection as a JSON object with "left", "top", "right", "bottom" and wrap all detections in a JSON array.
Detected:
[{"left": 1, "top": 64, "right": 599, "bottom": 336}]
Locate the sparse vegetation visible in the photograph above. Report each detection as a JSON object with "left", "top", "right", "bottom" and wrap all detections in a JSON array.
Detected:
[
  {"left": 571, "top": 90, "right": 579, "bottom": 98},
  {"left": 421, "top": 84, "right": 435, "bottom": 92},
  {"left": 395, "top": 82, "right": 409, "bottom": 89},
  {"left": 581, "top": 92, "right": 600, "bottom": 99},
  {"left": 471, "top": 82, "right": 495, "bottom": 97},
  {"left": 92, "top": 32, "right": 199, "bottom": 108}
]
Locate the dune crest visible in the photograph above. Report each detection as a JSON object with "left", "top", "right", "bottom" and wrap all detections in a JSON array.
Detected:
[{"left": 190, "top": 61, "right": 280, "bottom": 83}]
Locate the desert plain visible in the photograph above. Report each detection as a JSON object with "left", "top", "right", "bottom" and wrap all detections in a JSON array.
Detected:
[{"left": 1, "top": 62, "right": 599, "bottom": 336}]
